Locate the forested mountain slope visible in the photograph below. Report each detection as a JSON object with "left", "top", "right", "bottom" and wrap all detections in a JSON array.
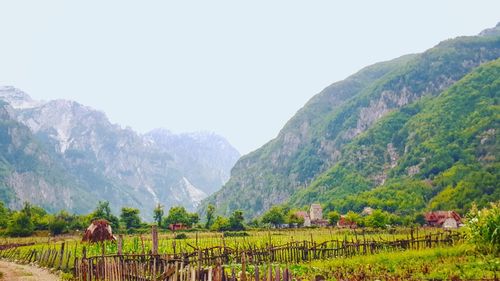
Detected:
[
  {"left": 202, "top": 24, "right": 500, "bottom": 218},
  {"left": 291, "top": 59, "right": 499, "bottom": 215}
]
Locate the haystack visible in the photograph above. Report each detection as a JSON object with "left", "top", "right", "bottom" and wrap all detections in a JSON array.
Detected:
[{"left": 82, "top": 219, "right": 116, "bottom": 243}]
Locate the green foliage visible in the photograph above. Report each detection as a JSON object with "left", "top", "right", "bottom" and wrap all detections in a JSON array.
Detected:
[
  {"left": 153, "top": 204, "right": 164, "bottom": 227},
  {"left": 210, "top": 216, "right": 230, "bottom": 231},
  {"left": 48, "top": 215, "right": 68, "bottom": 236},
  {"left": 7, "top": 210, "right": 34, "bottom": 237},
  {"left": 163, "top": 206, "right": 199, "bottom": 228},
  {"left": 327, "top": 211, "right": 340, "bottom": 226},
  {"left": 90, "top": 201, "right": 120, "bottom": 230},
  {"left": 174, "top": 233, "right": 188, "bottom": 239},
  {"left": 205, "top": 204, "right": 215, "bottom": 229},
  {"left": 345, "top": 211, "right": 362, "bottom": 226},
  {"left": 466, "top": 201, "right": 500, "bottom": 254},
  {"left": 228, "top": 210, "right": 245, "bottom": 231},
  {"left": 120, "top": 207, "right": 142, "bottom": 230},
  {"left": 287, "top": 210, "right": 305, "bottom": 226},
  {"left": 364, "top": 209, "right": 389, "bottom": 228},
  {"left": 223, "top": 231, "right": 249, "bottom": 237},
  {"left": 203, "top": 32, "right": 500, "bottom": 219},
  {"left": 261, "top": 206, "right": 285, "bottom": 227},
  {"left": 0, "top": 201, "right": 8, "bottom": 228},
  {"left": 290, "top": 59, "right": 500, "bottom": 217}
]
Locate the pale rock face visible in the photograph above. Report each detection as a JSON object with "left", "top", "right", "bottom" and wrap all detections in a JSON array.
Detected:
[
  {"left": 0, "top": 86, "right": 45, "bottom": 109},
  {"left": 0, "top": 87, "right": 240, "bottom": 217}
]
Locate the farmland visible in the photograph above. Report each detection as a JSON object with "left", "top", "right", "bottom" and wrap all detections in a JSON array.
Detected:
[
  {"left": 0, "top": 202, "right": 498, "bottom": 280},
  {"left": 1, "top": 227, "right": 495, "bottom": 280}
]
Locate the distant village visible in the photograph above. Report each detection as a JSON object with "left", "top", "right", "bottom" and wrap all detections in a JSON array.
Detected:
[{"left": 280, "top": 204, "right": 463, "bottom": 229}]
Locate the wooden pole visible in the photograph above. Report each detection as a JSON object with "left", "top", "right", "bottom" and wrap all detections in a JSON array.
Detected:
[{"left": 152, "top": 225, "right": 159, "bottom": 255}]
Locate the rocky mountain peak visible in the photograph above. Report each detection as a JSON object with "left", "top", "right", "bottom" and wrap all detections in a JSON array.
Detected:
[
  {"left": 479, "top": 22, "right": 500, "bottom": 37},
  {"left": 0, "top": 86, "right": 44, "bottom": 109}
]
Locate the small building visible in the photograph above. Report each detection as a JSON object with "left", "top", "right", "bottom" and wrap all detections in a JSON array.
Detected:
[
  {"left": 295, "top": 211, "right": 311, "bottom": 227},
  {"left": 310, "top": 203, "right": 323, "bottom": 221},
  {"left": 337, "top": 216, "right": 357, "bottom": 229},
  {"left": 168, "top": 223, "right": 188, "bottom": 231},
  {"left": 425, "top": 211, "right": 462, "bottom": 228},
  {"left": 361, "top": 207, "right": 374, "bottom": 216}
]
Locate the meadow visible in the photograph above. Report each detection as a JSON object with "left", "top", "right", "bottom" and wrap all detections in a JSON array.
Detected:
[{"left": 1, "top": 227, "right": 489, "bottom": 281}]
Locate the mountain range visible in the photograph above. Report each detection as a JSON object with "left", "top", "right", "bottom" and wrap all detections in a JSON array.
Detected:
[
  {"left": 201, "top": 23, "right": 500, "bottom": 218},
  {"left": 0, "top": 87, "right": 240, "bottom": 218}
]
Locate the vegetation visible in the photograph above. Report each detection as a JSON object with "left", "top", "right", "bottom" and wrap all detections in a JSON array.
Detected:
[
  {"left": 466, "top": 201, "right": 500, "bottom": 254},
  {"left": 203, "top": 32, "right": 500, "bottom": 219},
  {"left": 288, "top": 59, "right": 500, "bottom": 219}
]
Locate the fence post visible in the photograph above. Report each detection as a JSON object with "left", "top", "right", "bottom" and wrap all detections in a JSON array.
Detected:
[
  {"left": 241, "top": 252, "right": 247, "bottom": 281},
  {"left": 58, "top": 242, "right": 65, "bottom": 270},
  {"left": 152, "top": 225, "right": 158, "bottom": 255},
  {"left": 118, "top": 235, "right": 123, "bottom": 256}
]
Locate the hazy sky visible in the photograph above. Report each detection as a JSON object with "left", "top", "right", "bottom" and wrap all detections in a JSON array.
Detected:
[{"left": 0, "top": 1, "right": 498, "bottom": 154}]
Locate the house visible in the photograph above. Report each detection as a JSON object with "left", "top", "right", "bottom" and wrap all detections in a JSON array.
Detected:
[
  {"left": 425, "top": 211, "right": 462, "bottom": 229},
  {"left": 337, "top": 216, "right": 357, "bottom": 229},
  {"left": 295, "top": 211, "right": 311, "bottom": 227},
  {"left": 309, "top": 203, "right": 329, "bottom": 226},
  {"left": 361, "top": 207, "right": 374, "bottom": 216},
  {"left": 310, "top": 204, "right": 323, "bottom": 221},
  {"left": 168, "top": 223, "right": 188, "bottom": 231}
]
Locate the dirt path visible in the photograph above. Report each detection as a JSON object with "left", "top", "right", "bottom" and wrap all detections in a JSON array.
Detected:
[{"left": 0, "top": 260, "right": 60, "bottom": 281}]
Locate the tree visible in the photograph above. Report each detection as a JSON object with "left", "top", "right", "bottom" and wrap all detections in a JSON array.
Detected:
[
  {"left": 210, "top": 216, "right": 230, "bottom": 231},
  {"left": 189, "top": 213, "right": 200, "bottom": 227},
  {"left": 7, "top": 211, "right": 34, "bottom": 237},
  {"left": 164, "top": 206, "right": 199, "bottom": 228},
  {"left": 153, "top": 204, "right": 164, "bottom": 227},
  {"left": 91, "top": 201, "right": 120, "bottom": 230},
  {"left": 120, "top": 207, "right": 142, "bottom": 230},
  {"left": 49, "top": 215, "right": 68, "bottom": 236},
  {"left": 414, "top": 213, "right": 426, "bottom": 226},
  {"left": 365, "top": 209, "right": 388, "bottom": 228},
  {"left": 261, "top": 206, "right": 285, "bottom": 227},
  {"left": 327, "top": 211, "right": 340, "bottom": 226},
  {"left": 229, "top": 210, "right": 245, "bottom": 231},
  {"left": 205, "top": 204, "right": 215, "bottom": 229},
  {"left": 287, "top": 210, "right": 304, "bottom": 226},
  {"left": 0, "top": 201, "right": 9, "bottom": 228},
  {"left": 345, "top": 211, "right": 362, "bottom": 226}
]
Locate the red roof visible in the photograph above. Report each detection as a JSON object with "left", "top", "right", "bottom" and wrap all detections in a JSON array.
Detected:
[
  {"left": 425, "top": 211, "right": 462, "bottom": 226},
  {"left": 295, "top": 211, "right": 310, "bottom": 219}
]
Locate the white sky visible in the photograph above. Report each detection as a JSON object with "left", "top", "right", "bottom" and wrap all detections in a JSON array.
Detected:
[{"left": 0, "top": 1, "right": 498, "bottom": 154}]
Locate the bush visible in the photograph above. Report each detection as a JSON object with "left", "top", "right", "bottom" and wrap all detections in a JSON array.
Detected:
[
  {"left": 223, "top": 231, "right": 249, "bottom": 237},
  {"left": 466, "top": 201, "right": 500, "bottom": 254},
  {"left": 7, "top": 211, "right": 34, "bottom": 237},
  {"left": 174, "top": 233, "right": 188, "bottom": 239}
]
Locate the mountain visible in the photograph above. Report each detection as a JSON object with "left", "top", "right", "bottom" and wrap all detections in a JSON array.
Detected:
[
  {"left": 202, "top": 24, "right": 500, "bottom": 218},
  {"left": 145, "top": 129, "right": 240, "bottom": 195},
  {"left": 0, "top": 87, "right": 240, "bottom": 217}
]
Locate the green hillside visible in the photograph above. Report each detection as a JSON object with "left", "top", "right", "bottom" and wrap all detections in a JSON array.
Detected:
[
  {"left": 290, "top": 59, "right": 500, "bottom": 215},
  {"left": 202, "top": 27, "right": 500, "bottom": 218}
]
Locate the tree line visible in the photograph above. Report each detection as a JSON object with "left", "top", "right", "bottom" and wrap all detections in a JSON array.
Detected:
[{"left": 0, "top": 200, "right": 429, "bottom": 237}]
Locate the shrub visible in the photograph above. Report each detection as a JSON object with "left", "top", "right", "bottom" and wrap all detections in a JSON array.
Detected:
[
  {"left": 466, "top": 201, "right": 500, "bottom": 254},
  {"left": 223, "top": 231, "right": 249, "bottom": 237},
  {"left": 174, "top": 233, "right": 188, "bottom": 239}
]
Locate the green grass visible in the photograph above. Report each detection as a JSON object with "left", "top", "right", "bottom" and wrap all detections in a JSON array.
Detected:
[{"left": 290, "top": 245, "right": 500, "bottom": 280}]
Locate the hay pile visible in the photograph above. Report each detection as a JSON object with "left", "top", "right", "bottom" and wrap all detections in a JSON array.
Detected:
[{"left": 82, "top": 219, "right": 116, "bottom": 243}]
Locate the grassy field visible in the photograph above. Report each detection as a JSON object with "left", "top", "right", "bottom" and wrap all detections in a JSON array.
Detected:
[
  {"left": 0, "top": 227, "right": 450, "bottom": 258},
  {"left": 287, "top": 245, "right": 499, "bottom": 280},
  {"left": 2, "top": 227, "right": 494, "bottom": 280}
]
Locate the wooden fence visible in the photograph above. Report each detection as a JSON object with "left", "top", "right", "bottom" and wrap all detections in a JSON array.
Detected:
[
  {"left": 0, "top": 228, "right": 464, "bottom": 281},
  {"left": 72, "top": 230, "right": 463, "bottom": 281}
]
